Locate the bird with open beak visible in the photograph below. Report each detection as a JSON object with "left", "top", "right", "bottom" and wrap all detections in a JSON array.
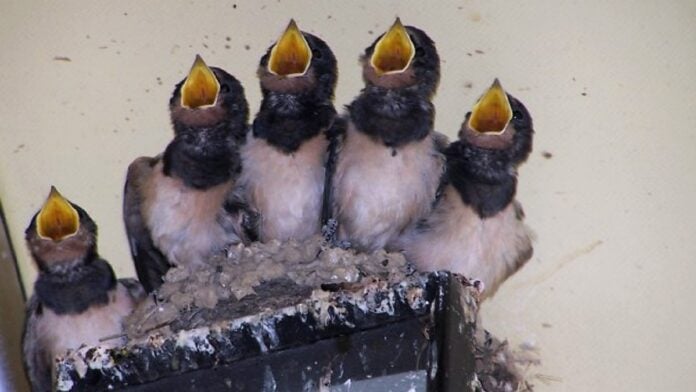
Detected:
[
  {"left": 402, "top": 80, "right": 535, "bottom": 299},
  {"left": 23, "top": 187, "right": 145, "bottom": 392},
  {"left": 325, "top": 18, "right": 447, "bottom": 252},
  {"left": 123, "top": 55, "right": 253, "bottom": 293},
  {"left": 236, "top": 20, "right": 339, "bottom": 242}
]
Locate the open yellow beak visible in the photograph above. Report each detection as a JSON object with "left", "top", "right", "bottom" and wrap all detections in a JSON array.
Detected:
[
  {"left": 370, "top": 18, "right": 415, "bottom": 75},
  {"left": 181, "top": 55, "right": 220, "bottom": 109},
  {"left": 468, "top": 79, "right": 513, "bottom": 135},
  {"left": 268, "top": 19, "right": 312, "bottom": 77},
  {"left": 36, "top": 186, "right": 80, "bottom": 241}
]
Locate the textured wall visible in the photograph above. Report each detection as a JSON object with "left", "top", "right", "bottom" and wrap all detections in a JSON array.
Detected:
[{"left": 1, "top": 1, "right": 695, "bottom": 390}]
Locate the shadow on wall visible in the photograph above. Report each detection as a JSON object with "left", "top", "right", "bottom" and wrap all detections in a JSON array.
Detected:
[{"left": 0, "top": 201, "right": 29, "bottom": 392}]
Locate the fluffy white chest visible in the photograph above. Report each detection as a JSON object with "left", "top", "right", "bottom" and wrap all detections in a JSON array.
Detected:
[
  {"left": 37, "top": 284, "right": 135, "bottom": 360},
  {"left": 241, "top": 134, "right": 327, "bottom": 241},
  {"left": 404, "top": 186, "right": 532, "bottom": 295},
  {"left": 143, "top": 162, "right": 232, "bottom": 266},
  {"left": 333, "top": 124, "right": 443, "bottom": 251}
]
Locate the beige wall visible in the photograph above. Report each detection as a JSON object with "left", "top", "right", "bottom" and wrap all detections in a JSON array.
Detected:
[{"left": 1, "top": 1, "right": 695, "bottom": 390}]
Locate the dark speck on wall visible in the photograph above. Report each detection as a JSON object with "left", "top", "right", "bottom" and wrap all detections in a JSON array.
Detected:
[
  {"left": 233, "top": 3, "right": 237, "bottom": 8},
  {"left": 156, "top": 77, "right": 162, "bottom": 85},
  {"left": 85, "top": 34, "right": 90, "bottom": 39},
  {"left": 226, "top": 36, "right": 231, "bottom": 41},
  {"left": 475, "top": 49, "right": 484, "bottom": 54},
  {"left": 203, "top": 43, "right": 209, "bottom": 49},
  {"left": 244, "top": 44, "right": 251, "bottom": 50},
  {"left": 327, "top": 15, "right": 332, "bottom": 19},
  {"left": 542, "top": 323, "right": 552, "bottom": 328},
  {"left": 581, "top": 91, "right": 587, "bottom": 96},
  {"left": 13, "top": 144, "right": 25, "bottom": 153},
  {"left": 123, "top": 12, "right": 128, "bottom": 16},
  {"left": 367, "top": 30, "right": 373, "bottom": 35},
  {"left": 225, "top": 44, "right": 231, "bottom": 49},
  {"left": 542, "top": 151, "right": 553, "bottom": 159},
  {"left": 466, "top": 52, "right": 472, "bottom": 56},
  {"left": 53, "top": 56, "right": 71, "bottom": 62},
  {"left": 464, "top": 81, "right": 473, "bottom": 89}
]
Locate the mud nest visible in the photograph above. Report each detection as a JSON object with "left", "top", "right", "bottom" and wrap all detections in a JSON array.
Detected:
[
  {"left": 125, "top": 235, "right": 413, "bottom": 339},
  {"left": 121, "top": 235, "right": 537, "bottom": 391}
]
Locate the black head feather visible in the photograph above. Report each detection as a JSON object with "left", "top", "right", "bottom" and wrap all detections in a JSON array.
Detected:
[
  {"left": 448, "top": 94, "right": 534, "bottom": 217},
  {"left": 258, "top": 32, "right": 338, "bottom": 102},
  {"left": 169, "top": 67, "right": 249, "bottom": 140},
  {"left": 165, "top": 67, "right": 249, "bottom": 188},
  {"left": 349, "top": 25, "right": 440, "bottom": 148},
  {"left": 254, "top": 31, "right": 338, "bottom": 153},
  {"left": 33, "top": 258, "right": 116, "bottom": 315},
  {"left": 25, "top": 202, "right": 116, "bottom": 315},
  {"left": 362, "top": 25, "right": 440, "bottom": 97},
  {"left": 25, "top": 202, "right": 98, "bottom": 271}
]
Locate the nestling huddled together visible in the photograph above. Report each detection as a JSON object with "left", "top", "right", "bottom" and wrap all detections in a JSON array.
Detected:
[{"left": 21, "top": 18, "right": 534, "bottom": 391}]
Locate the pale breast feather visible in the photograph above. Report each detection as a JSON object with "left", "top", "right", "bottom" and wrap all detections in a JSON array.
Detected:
[
  {"left": 33, "top": 283, "right": 136, "bottom": 366},
  {"left": 142, "top": 161, "right": 233, "bottom": 267},
  {"left": 404, "top": 186, "right": 533, "bottom": 297},
  {"left": 333, "top": 123, "right": 443, "bottom": 251},
  {"left": 240, "top": 134, "right": 328, "bottom": 242}
]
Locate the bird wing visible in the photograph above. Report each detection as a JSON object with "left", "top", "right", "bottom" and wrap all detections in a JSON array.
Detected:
[
  {"left": 123, "top": 156, "right": 170, "bottom": 293},
  {"left": 117, "top": 278, "right": 147, "bottom": 303},
  {"left": 222, "top": 182, "right": 260, "bottom": 243},
  {"left": 431, "top": 131, "right": 451, "bottom": 206},
  {"left": 321, "top": 116, "right": 347, "bottom": 236},
  {"left": 22, "top": 296, "right": 52, "bottom": 392}
]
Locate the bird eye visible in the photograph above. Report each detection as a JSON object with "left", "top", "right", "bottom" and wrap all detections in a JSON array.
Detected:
[
  {"left": 415, "top": 47, "right": 425, "bottom": 57},
  {"left": 312, "top": 48, "right": 323, "bottom": 59},
  {"left": 182, "top": 133, "right": 195, "bottom": 144},
  {"left": 513, "top": 110, "right": 524, "bottom": 120},
  {"left": 220, "top": 84, "right": 230, "bottom": 94}
]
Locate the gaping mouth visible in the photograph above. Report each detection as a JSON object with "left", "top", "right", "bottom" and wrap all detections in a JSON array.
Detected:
[
  {"left": 36, "top": 186, "right": 80, "bottom": 241},
  {"left": 468, "top": 79, "right": 513, "bottom": 135},
  {"left": 370, "top": 18, "right": 415, "bottom": 75},
  {"left": 268, "top": 19, "right": 312, "bottom": 77},
  {"left": 181, "top": 55, "right": 220, "bottom": 109}
]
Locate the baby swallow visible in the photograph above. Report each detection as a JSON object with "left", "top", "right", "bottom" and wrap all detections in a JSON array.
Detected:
[
  {"left": 123, "top": 55, "right": 251, "bottom": 293},
  {"left": 403, "top": 80, "right": 535, "bottom": 299},
  {"left": 237, "top": 20, "right": 339, "bottom": 242},
  {"left": 326, "top": 18, "right": 446, "bottom": 252},
  {"left": 23, "top": 187, "right": 145, "bottom": 392}
]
